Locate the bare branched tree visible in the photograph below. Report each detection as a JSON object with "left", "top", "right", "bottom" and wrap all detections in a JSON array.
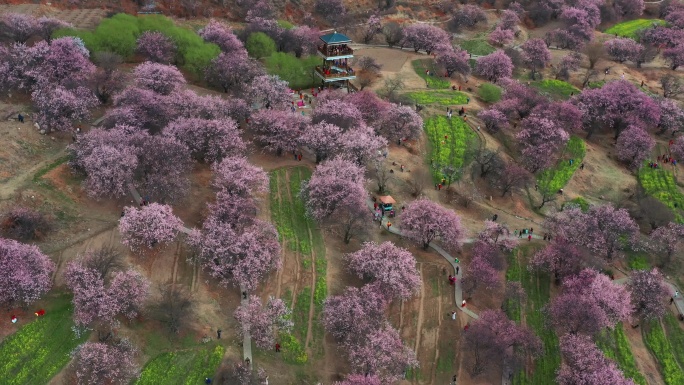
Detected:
[
  {"left": 661, "top": 74, "right": 684, "bottom": 98},
  {"left": 406, "top": 168, "right": 430, "bottom": 198},
  {"left": 149, "top": 284, "right": 194, "bottom": 334},
  {"left": 81, "top": 246, "right": 124, "bottom": 281}
]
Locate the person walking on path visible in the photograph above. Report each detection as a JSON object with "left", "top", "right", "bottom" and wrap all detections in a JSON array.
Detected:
[
  {"left": 18, "top": 114, "right": 24, "bottom": 123},
  {"left": 461, "top": 300, "right": 467, "bottom": 308},
  {"left": 387, "top": 221, "right": 392, "bottom": 230},
  {"left": 528, "top": 235, "right": 532, "bottom": 241},
  {"left": 217, "top": 329, "right": 221, "bottom": 339},
  {"left": 675, "top": 291, "right": 680, "bottom": 298},
  {"left": 451, "top": 311, "right": 457, "bottom": 320},
  {"left": 275, "top": 343, "right": 281, "bottom": 352}
]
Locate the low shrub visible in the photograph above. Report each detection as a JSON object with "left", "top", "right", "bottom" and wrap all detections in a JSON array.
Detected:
[
  {"left": 54, "top": 14, "right": 220, "bottom": 76},
  {"left": 478, "top": 83, "right": 502, "bottom": 103}
]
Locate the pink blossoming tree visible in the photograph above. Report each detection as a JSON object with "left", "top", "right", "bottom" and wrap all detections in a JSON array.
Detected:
[
  {"left": 211, "top": 156, "right": 269, "bottom": 197},
  {"left": 475, "top": 50, "right": 513, "bottom": 82},
  {"left": 69, "top": 340, "right": 139, "bottom": 385},
  {"left": 463, "top": 309, "right": 541, "bottom": 377},
  {"left": 345, "top": 324, "right": 418, "bottom": 383},
  {"left": 199, "top": 20, "right": 245, "bottom": 54},
  {"left": 234, "top": 296, "right": 293, "bottom": 349},
  {"left": 322, "top": 284, "right": 388, "bottom": 343},
  {"left": 0, "top": 238, "right": 55, "bottom": 308},
  {"left": 521, "top": 38, "right": 552, "bottom": 80},
  {"left": 628, "top": 268, "right": 669, "bottom": 320},
  {"left": 136, "top": 31, "right": 177, "bottom": 64},
  {"left": 616, "top": 125, "right": 654, "bottom": 170},
  {"left": 133, "top": 62, "right": 186, "bottom": 95},
  {"left": 548, "top": 269, "right": 631, "bottom": 335},
  {"left": 249, "top": 109, "right": 309, "bottom": 156},
  {"left": 345, "top": 242, "right": 422, "bottom": 301},
  {"left": 164, "top": 117, "right": 245, "bottom": 163},
  {"left": 119, "top": 204, "right": 183, "bottom": 253},
  {"left": 401, "top": 198, "right": 465, "bottom": 251},
  {"left": 189, "top": 217, "right": 281, "bottom": 291},
  {"left": 557, "top": 334, "right": 636, "bottom": 385}
]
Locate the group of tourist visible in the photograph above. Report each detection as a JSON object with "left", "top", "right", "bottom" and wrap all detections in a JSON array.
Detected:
[{"left": 319, "top": 43, "right": 353, "bottom": 56}]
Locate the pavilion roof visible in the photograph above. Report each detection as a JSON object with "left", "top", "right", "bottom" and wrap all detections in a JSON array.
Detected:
[{"left": 320, "top": 31, "right": 352, "bottom": 44}]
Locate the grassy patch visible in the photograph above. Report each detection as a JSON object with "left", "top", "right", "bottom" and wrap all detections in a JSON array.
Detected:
[
  {"left": 32, "top": 156, "right": 69, "bottom": 182},
  {"left": 537, "top": 136, "right": 586, "bottom": 195},
  {"left": 265, "top": 53, "right": 322, "bottom": 90},
  {"left": 530, "top": 79, "right": 580, "bottom": 100},
  {"left": 587, "top": 80, "right": 606, "bottom": 89},
  {"left": 424, "top": 115, "right": 477, "bottom": 182},
  {"left": 478, "top": 82, "right": 502, "bottom": 103},
  {"left": 135, "top": 345, "right": 224, "bottom": 385},
  {"left": 596, "top": 325, "right": 647, "bottom": 385},
  {"left": 458, "top": 39, "right": 496, "bottom": 56},
  {"left": 605, "top": 19, "right": 667, "bottom": 39},
  {"left": 411, "top": 59, "right": 451, "bottom": 89},
  {"left": 406, "top": 90, "right": 468, "bottom": 105},
  {"left": 562, "top": 196, "right": 590, "bottom": 211},
  {"left": 0, "top": 294, "right": 89, "bottom": 385},
  {"left": 279, "top": 332, "right": 308, "bottom": 364},
  {"left": 293, "top": 288, "right": 311, "bottom": 343},
  {"left": 269, "top": 166, "right": 327, "bottom": 362},
  {"left": 638, "top": 165, "right": 684, "bottom": 222},
  {"left": 642, "top": 319, "right": 684, "bottom": 385},
  {"left": 626, "top": 252, "right": 651, "bottom": 270},
  {"left": 506, "top": 247, "right": 560, "bottom": 385}
]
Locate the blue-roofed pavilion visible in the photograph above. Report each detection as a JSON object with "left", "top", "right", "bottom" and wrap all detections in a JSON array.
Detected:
[
  {"left": 315, "top": 31, "right": 356, "bottom": 89},
  {"left": 319, "top": 31, "right": 352, "bottom": 45}
]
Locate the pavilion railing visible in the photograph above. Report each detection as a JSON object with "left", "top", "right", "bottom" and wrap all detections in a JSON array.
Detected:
[
  {"left": 318, "top": 46, "right": 354, "bottom": 57},
  {"left": 315, "top": 66, "right": 356, "bottom": 79}
]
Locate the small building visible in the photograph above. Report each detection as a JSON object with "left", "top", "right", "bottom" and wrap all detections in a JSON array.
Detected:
[{"left": 314, "top": 31, "right": 357, "bottom": 91}]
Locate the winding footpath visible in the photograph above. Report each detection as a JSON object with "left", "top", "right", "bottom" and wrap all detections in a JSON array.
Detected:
[{"left": 365, "top": 198, "right": 684, "bottom": 385}]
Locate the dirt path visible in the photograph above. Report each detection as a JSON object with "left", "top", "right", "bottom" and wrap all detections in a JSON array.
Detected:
[
  {"left": 413, "top": 263, "right": 426, "bottom": 353},
  {"left": 0, "top": 147, "right": 66, "bottom": 200}
]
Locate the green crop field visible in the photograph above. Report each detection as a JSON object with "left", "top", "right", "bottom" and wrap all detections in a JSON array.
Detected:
[
  {"left": 506, "top": 247, "right": 560, "bottom": 385},
  {"left": 537, "top": 137, "right": 586, "bottom": 194},
  {"left": 0, "top": 295, "right": 89, "bottom": 385},
  {"left": 597, "top": 325, "right": 647, "bottom": 385},
  {"left": 530, "top": 79, "right": 580, "bottom": 100},
  {"left": 662, "top": 313, "right": 684, "bottom": 370},
  {"left": 269, "top": 167, "right": 327, "bottom": 363},
  {"left": 424, "top": 116, "right": 477, "bottom": 182},
  {"left": 605, "top": 19, "right": 667, "bottom": 39},
  {"left": 642, "top": 319, "right": 684, "bottom": 385},
  {"left": 135, "top": 345, "right": 224, "bottom": 385},
  {"left": 412, "top": 59, "right": 451, "bottom": 89},
  {"left": 638, "top": 165, "right": 684, "bottom": 222},
  {"left": 407, "top": 90, "right": 469, "bottom": 106}
]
